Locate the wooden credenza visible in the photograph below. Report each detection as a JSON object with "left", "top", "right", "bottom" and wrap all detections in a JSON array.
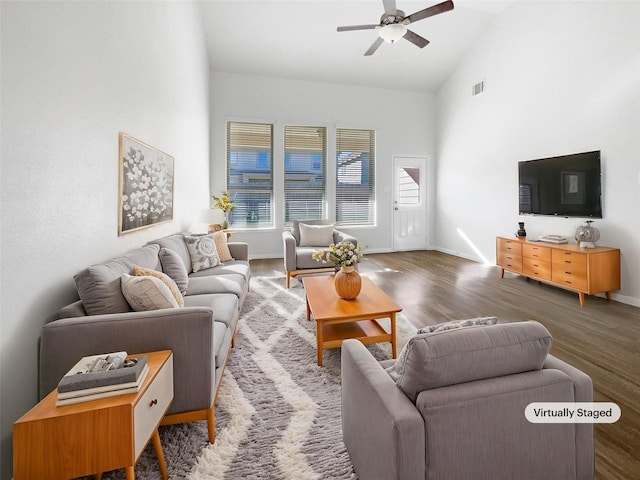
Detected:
[{"left": 496, "top": 236, "right": 620, "bottom": 307}]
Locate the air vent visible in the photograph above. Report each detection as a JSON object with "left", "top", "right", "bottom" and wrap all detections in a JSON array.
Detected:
[{"left": 472, "top": 80, "right": 485, "bottom": 96}]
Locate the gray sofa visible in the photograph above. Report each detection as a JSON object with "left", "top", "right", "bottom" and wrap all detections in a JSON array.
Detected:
[
  {"left": 341, "top": 321, "right": 595, "bottom": 480},
  {"left": 39, "top": 233, "right": 250, "bottom": 444},
  {"left": 282, "top": 219, "right": 358, "bottom": 288}
]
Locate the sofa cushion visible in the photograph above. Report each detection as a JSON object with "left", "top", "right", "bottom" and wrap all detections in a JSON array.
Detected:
[
  {"left": 391, "top": 321, "right": 552, "bottom": 402},
  {"left": 133, "top": 265, "right": 184, "bottom": 307},
  {"left": 120, "top": 274, "right": 180, "bottom": 311},
  {"left": 296, "top": 246, "right": 328, "bottom": 269},
  {"left": 417, "top": 316, "right": 497, "bottom": 334},
  {"left": 186, "top": 274, "right": 244, "bottom": 298},
  {"left": 188, "top": 260, "right": 251, "bottom": 280},
  {"left": 184, "top": 234, "right": 220, "bottom": 272},
  {"left": 158, "top": 247, "right": 189, "bottom": 295},
  {"left": 299, "top": 223, "right": 335, "bottom": 247},
  {"left": 213, "top": 231, "right": 234, "bottom": 262},
  {"left": 183, "top": 293, "right": 239, "bottom": 328},
  {"left": 74, "top": 244, "right": 161, "bottom": 315}
]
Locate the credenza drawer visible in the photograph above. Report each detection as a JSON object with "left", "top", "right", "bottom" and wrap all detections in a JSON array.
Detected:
[
  {"left": 552, "top": 270, "right": 588, "bottom": 291},
  {"left": 523, "top": 244, "right": 551, "bottom": 262},
  {"left": 523, "top": 258, "right": 551, "bottom": 280},
  {"left": 497, "top": 238, "right": 522, "bottom": 255},
  {"left": 552, "top": 250, "right": 587, "bottom": 273},
  {"left": 498, "top": 251, "right": 522, "bottom": 271}
]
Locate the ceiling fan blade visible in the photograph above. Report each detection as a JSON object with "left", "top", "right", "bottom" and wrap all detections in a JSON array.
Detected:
[
  {"left": 403, "top": 29, "right": 430, "bottom": 48},
  {"left": 337, "top": 24, "right": 379, "bottom": 32},
  {"left": 405, "top": 0, "right": 454, "bottom": 24},
  {"left": 364, "top": 37, "right": 384, "bottom": 56},
  {"left": 382, "top": 0, "right": 397, "bottom": 16}
]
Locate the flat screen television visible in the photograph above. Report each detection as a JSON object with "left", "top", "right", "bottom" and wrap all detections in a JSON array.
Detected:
[{"left": 518, "top": 150, "right": 602, "bottom": 218}]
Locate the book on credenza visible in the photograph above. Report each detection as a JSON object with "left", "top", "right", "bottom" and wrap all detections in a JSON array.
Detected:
[
  {"left": 57, "top": 352, "right": 148, "bottom": 393},
  {"left": 55, "top": 364, "right": 149, "bottom": 406}
]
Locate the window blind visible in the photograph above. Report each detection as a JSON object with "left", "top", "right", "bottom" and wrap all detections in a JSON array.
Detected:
[
  {"left": 284, "top": 125, "right": 326, "bottom": 223},
  {"left": 336, "top": 128, "right": 375, "bottom": 225},
  {"left": 226, "top": 122, "right": 273, "bottom": 227}
]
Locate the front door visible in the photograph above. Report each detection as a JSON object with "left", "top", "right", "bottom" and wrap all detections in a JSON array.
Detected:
[{"left": 393, "top": 156, "right": 427, "bottom": 251}]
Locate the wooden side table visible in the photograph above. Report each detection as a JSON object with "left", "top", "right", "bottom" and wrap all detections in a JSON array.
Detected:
[{"left": 13, "top": 350, "right": 174, "bottom": 480}]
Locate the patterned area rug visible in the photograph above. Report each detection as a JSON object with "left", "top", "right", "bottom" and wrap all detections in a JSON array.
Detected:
[{"left": 93, "top": 274, "right": 417, "bottom": 480}]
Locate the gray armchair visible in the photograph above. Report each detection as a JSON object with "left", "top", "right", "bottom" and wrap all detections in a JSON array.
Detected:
[
  {"left": 341, "top": 321, "right": 595, "bottom": 480},
  {"left": 282, "top": 220, "right": 357, "bottom": 288}
]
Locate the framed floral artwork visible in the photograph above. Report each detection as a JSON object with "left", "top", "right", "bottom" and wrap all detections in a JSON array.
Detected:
[{"left": 118, "top": 132, "right": 174, "bottom": 235}]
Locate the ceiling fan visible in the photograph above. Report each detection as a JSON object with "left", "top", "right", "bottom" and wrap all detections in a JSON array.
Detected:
[{"left": 337, "top": 0, "right": 454, "bottom": 56}]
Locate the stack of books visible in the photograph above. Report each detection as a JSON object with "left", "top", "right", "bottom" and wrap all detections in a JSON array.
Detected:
[{"left": 56, "top": 352, "right": 149, "bottom": 406}]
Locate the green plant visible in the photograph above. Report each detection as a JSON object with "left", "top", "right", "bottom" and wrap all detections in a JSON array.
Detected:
[{"left": 312, "top": 241, "right": 362, "bottom": 268}]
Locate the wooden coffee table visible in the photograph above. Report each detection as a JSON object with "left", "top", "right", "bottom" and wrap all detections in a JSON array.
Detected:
[{"left": 303, "top": 275, "right": 402, "bottom": 366}]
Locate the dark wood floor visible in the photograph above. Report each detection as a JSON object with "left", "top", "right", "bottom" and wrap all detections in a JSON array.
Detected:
[{"left": 251, "top": 250, "right": 640, "bottom": 480}]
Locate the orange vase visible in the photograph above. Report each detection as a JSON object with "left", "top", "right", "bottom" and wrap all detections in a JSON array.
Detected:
[{"left": 334, "top": 266, "right": 362, "bottom": 300}]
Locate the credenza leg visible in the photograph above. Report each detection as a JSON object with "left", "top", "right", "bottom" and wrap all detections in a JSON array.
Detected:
[
  {"left": 579, "top": 292, "right": 585, "bottom": 307},
  {"left": 606, "top": 291, "right": 612, "bottom": 301}
]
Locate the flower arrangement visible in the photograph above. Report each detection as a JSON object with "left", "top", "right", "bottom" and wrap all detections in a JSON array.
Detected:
[
  {"left": 212, "top": 191, "right": 234, "bottom": 213},
  {"left": 312, "top": 241, "right": 363, "bottom": 268}
]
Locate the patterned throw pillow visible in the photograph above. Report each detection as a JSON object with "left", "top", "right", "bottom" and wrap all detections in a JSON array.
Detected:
[
  {"left": 417, "top": 316, "right": 498, "bottom": 334},
  {"left": 213, "top": 231, "right": 234, "bottom": 262},
  {"left": 184, "top": 234, "right": 220, "bottom": 272},
  {"left": 121, "top": 274, "right": 180, "bottom": 311},
  {"left": 133, "top": 265, "right": 184, "bottom": 307}
]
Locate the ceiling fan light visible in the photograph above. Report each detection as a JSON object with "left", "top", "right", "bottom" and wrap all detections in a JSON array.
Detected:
[{"left": 379, "top": 23, "right": 407, "bottom": 44}]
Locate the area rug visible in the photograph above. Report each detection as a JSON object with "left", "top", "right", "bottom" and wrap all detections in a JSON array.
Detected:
[{"left": 94, "top": 274, "right": 417, "bottom": 480}]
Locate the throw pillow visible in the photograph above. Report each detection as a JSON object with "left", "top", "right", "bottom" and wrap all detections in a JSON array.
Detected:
[
  {"left": 120, "top": 274, "right": 180, "bottom": 311},
  {"left": 184, "top": 234, "right": 220, "bottom": 273},
  {"left": 416, "top": 316, "right": 498, "bottom": 334},
  {"left": 213, "top": 231, "right": 234, "bottom": 262},
  {"left": 133, "top": 265, "right": 184, "bottom": 307},
  {"left": 299, "top": 223, "right": 334, "bottom": 247},
  {"left": 158, "top": 248, "right": 189, "bottom": 295}
]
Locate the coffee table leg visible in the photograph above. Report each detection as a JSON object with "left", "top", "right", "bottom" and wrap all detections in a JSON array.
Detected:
[
  {"left": 306, "top": 296, "right": 311, "bottom": 321},
  {"left": 390, "top": 313, "right": 397, "bottom": 359},
  {"left": 316, "top": 321, "right": 323, "bottom": 366}
]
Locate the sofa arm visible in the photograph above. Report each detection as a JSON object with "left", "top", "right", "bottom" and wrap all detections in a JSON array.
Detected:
[
  {"left": 227, "top": 242, "right": 249, "bottom": 261},
  {"left": 282, "top": 231, "right": 297, "bottom": 272},
  {"left": 544, "top": 354, "right": 595, "bottom": 480},
  {"left": 40, "top": 307, "right": 216, "bottom": 416},
  {"left": 341, "top": 339, "right": 425, "bottom": 480},
  {"left": 333, "top": 229, "right": 357, "bottom": 247}
]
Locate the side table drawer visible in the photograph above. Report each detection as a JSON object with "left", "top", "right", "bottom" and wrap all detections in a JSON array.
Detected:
[{"left": 134, "top": 354, "right": 173, "bottom": 457}]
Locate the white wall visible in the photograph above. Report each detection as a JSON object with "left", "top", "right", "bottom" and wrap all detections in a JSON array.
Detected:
[
  {"left": 435, "top": 0, "right": 640, "bottom": 305},
  {"left": 0, "top": 2, "right": 210, "bottom": 477},
  {"left": 210, "top": 72, "right": 436, "bottom": 257}
]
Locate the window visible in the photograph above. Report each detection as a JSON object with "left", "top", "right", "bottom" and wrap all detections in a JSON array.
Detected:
[
  {"left": 284, "top": 126, "right": 326, "bottom": 222},
  {"left": 227, "top": 122, "right": 273, "bottom": 227},
  {"left": 336, "top": 128, "right": 375, "bottom": 225}
]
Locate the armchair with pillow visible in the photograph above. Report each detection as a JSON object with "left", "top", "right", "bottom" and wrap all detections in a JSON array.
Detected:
[
  {"left": 341, "top": 320, "right": 595, "bottom": 480},
  {"left": 282, "top": 219, "right": 358, "bottom": 288}
]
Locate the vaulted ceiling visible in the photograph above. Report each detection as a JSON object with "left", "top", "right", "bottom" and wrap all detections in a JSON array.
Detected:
[{"left": 200, "top": 0, "right": 514, "bottom": 93}]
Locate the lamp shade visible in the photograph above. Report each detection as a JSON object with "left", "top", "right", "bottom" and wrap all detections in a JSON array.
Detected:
[{"left": 379, "top": 23, "right": 407, "bottom": 43}]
